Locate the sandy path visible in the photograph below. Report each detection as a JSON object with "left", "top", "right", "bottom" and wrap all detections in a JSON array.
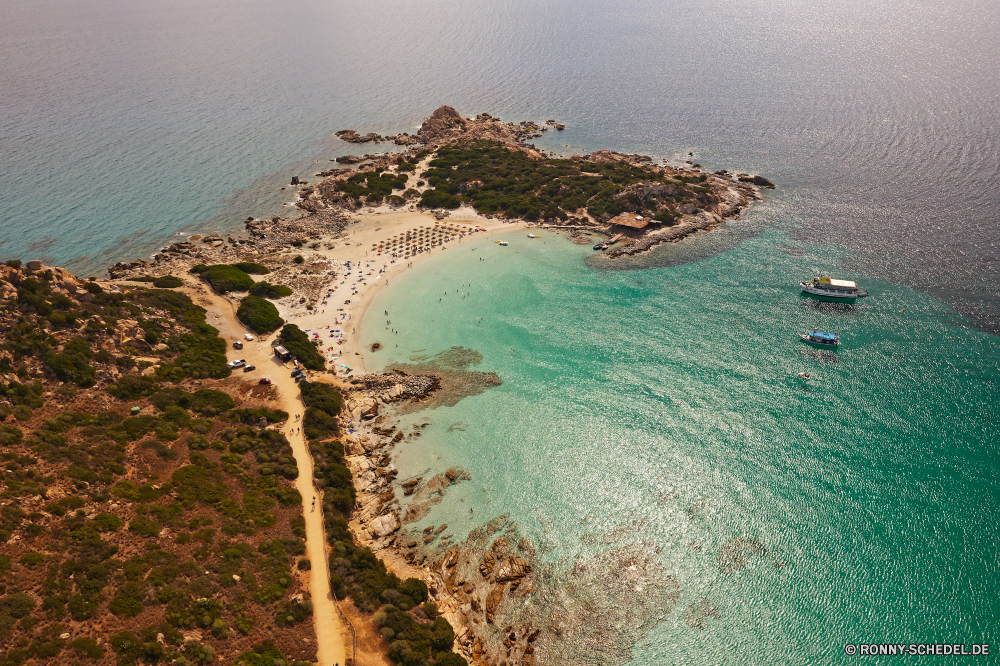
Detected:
[
  {"left": 179, "top": 211, "right": 532, "bottom": 664},
  {"left": 192, "top": 284, "right": 348, "bottom": 666}
]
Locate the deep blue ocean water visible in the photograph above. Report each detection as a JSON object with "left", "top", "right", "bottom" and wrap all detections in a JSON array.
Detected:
[{"left": 3, "top": 0, "right": 1000, "bottom": 662}]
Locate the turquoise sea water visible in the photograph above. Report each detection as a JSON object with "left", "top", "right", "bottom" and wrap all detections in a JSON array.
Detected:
[
  {"left": 361, "top": 229, "right": 999, "bottom": 664},
  {"left": 4, "top": 0, "right": 1000, "bottom": 660}
]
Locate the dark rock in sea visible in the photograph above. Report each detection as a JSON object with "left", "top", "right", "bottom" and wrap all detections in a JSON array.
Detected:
[
  {"left": 290, "top": 175, "right": 300, "bottom": 185},
  {"left": 738, "top": 174, "right": 776, "bottom": 188},
  {"left": 684, "top": 598, "right": 722, "bottom": 630},
  {"left": 717, "top": 536, "right": 766, "bottom": 573},
  {"left": 335, "top": 129, "right": 384, "bottom": 144}
]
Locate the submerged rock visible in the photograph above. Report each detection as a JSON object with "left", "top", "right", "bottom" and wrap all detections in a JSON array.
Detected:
[
  {"left": 717, "top": 536, "right": 766, "bottom": 574},
  {"left": 684, "top": 598, "right": 722, "bottom": 630}
]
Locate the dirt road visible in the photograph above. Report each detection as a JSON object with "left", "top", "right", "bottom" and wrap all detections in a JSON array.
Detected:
[{"left": 194, "top": 284, "right": 348, "bottom": 666}]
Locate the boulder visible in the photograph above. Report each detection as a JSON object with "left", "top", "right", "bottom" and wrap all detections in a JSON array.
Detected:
[
  {"left": 738, "top": 174, "right": 776, "bottom": 188},
  {"left": 26, "top": 260, "right": 42, "bottom": 271},
  {"left": 369, "top": 512, "right": 401, "bottom": 538},
  {"left": 494, "top": 556, "right": 532, "bottom": 583},
  {"left": 485, "top": 584, "right": 505, "bottom": 624},
  {"left": 418, "top": 106, "right": 466, "bottom": 141}
]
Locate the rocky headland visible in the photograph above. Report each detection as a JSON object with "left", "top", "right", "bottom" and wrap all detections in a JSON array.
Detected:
[{"left": 107, "top": 105, "right": 770, "bottom": 284}]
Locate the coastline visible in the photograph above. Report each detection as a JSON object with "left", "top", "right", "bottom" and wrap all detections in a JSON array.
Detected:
[
  {"left": 93, "top": 106, "right": 771, "bottom": 665},
  {"left": 271, "top": 208, "right": 528, "bottom": 378}
]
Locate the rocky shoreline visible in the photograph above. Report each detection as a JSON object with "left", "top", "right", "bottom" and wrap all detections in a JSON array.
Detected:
[
  {"left": 335, "top": 369, "right": 706, "bottom": 666},
  {"left": 95, "top": 105, "right": 775, "bottom": 665},
  {"left": 107, "top": 105, "right": 770, "bottom": 283}
]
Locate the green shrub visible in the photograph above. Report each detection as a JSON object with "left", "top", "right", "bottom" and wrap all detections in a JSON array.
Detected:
[
  {"left": 193, "top": 264, "right": 254, "bottom": 294},
  {"left": 0, "top": 425, "right": 22, "bottom": 446},
  {"left": 275, "top": 598, "right": 312, "bottom": 626},
  {"left": 108, "top": 375, "right": 157, "bottom": 400},
  {"left": 111, "top": 631, "right": 163, "bottom": 666},
  {"left": 188, "top": 388, "right": 235, "bottom": 415},
  {"left": 19, "top": 552, "right": 44, "bottom": 567},
  {"left": 420, "top": 188, "right": 461, "bottom": 209},
  {"left": 292, "top": 255, "right": 304, "bottom": 264},
  {"left": 0, "top": 592, "right": 36, "bottom": 619},
  {"left": 248, "top": 281, "right": 293, "bottom": 299},
  {"left": 69, "top": 637, "right": 105, "bottom": 660},
  {"left": 129, "top": 516, "right": 159, "bottom": 538},
  {"left": 234, "top": 643, "right": 306, "bottom": 666},
  {"left": 150, "top": 387, "right": 190, "bottom": 410},
  {"left": 152, "top": 275, "right": 183, "bottom": 288},
  {"left": 109, "top": 582, "right": 145, "bottom": 617},
  {"left": 92, "top": 513, "right": 124, "bottom": 532},
  {"left": 231, "top": 262, "right": 270, "bottom": 275},
  {"left": 237, "top": 295, "right": 284, "bottom": 334},
  {"left": 278, "top": 324, "right": 325, "bottom": 370},
  {"left": 227, "top": 407, "right": 288, "bottom": 424},
  {"left": 299, "top": 381, "right": 343, "bottom": 442}
]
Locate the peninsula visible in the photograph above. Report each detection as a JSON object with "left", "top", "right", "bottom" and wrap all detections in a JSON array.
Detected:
[{"left": 0, "top": 107, "right": 770, "bottom": 666}]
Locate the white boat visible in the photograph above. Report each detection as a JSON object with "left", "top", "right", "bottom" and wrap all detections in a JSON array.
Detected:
[
  {"left": 498, "top": 240, "right": 508, "bottom": 246},
  {"left": 528, "top": 234, "right": 539, "bottom": 238},
  {"left": 800, "top": 275, "right": 862, "bottom": 301}
]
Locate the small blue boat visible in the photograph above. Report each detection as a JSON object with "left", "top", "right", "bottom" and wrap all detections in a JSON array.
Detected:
[
  {"left": 800, "top": 330, "right": 840, "bottom": 347},
  {"left": 593, "top": 243, "right": 608, "bottom": 250}
]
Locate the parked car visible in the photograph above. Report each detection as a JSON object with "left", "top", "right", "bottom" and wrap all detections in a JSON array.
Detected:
[
  {"left": 228, "top": 359, "right": 246, "bottom": 368},
  {"left": 233, "top": 340, "right": 243, "bottom": 349},
  {"left": 258, "top": 378, "right": 271, "bottom": 385},
  {"left": 244, "top": 333, "right": 254, "bottom": 341},
  {"left": 243, "top": 365, "right": 256, "bottom": 373},
  {"left": 291, "top": 369, "right": 304, "bottom": 377}
]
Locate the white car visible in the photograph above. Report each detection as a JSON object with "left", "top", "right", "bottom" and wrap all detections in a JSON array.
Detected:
[
  {"left": 244, "top": 334, "right": 254, "bottom": 341},
  {"left": 228, "top": 359, "right": 246, "bottom": 368}
]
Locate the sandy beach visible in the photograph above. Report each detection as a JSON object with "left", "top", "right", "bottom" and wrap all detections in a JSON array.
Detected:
[{"left": 274, "top": 208, "right": 527, "bottom": 378}]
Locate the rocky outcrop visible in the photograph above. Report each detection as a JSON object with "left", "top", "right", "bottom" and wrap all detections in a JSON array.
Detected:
[
  {"left": 738, "top": 174, "right": 776, "bottom": 188},
  {"left": 335, "top": 129, "right": 385, "bottom": 144},
  {"left": 369, "top": 512, "right": 401, "bottom": 538},
  {"left": 351, "top": 370, "right": 438, "bottom": 404},
  {"left": 417, "top": 105, "right": 466, "bottom": 142},
  {"left": 335, "top": 154, "right": 369, "bottom": 165}
]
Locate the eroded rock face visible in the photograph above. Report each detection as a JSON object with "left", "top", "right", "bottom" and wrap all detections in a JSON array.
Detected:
[
  {"left": 387, "top": 347, "right": 502, "bottom": 413},
  {"left": 427, "top": 516, "right": 679, "bottom": 666}
]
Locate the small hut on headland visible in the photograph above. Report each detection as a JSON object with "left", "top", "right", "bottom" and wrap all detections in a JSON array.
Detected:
[{"left": 609, "top": 212, "right": 650, "bottom": 231}]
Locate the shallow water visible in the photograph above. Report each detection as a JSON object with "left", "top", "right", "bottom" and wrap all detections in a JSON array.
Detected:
[{"left": 362, "top": 230, "right": 999, "bottom": 663}]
